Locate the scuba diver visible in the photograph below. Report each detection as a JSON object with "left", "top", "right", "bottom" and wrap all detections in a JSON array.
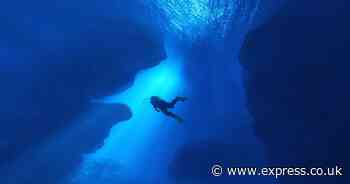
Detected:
[{"left": 150, "top": 96, "right": 187, "bottom": 123}]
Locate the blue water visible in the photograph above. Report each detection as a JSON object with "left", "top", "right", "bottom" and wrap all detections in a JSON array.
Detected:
[
  {"left": 147, "top": 0, "right": 259, "bottom": 39},
  {"left": 68, "top": 1, "right": 265, "bottom": 183},
  {"left": 71, "top": 46, "right": 187, "bottom": 183}
]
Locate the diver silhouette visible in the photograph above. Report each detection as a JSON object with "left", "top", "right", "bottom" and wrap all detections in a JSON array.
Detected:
[{"left": 150, "top": 96, "right": 187, "bottom": 123}]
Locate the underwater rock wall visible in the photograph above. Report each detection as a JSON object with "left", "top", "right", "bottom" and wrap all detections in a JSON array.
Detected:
[
  {"left": 0, "top": 0, "right": 165, "bottom": 168},
  {"left": 0, "top": 103, "right": 131, "bottom": 184},
  {"left": 240, "top": 0, "right": 349, "bottom": 183}
]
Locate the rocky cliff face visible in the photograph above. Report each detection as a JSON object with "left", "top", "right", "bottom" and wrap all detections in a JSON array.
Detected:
[
  {"left": 240, "top": 0, "right": 349, "bottom": 183},
  {"left": 0, "top": 1, "right": 165, "bottom": 167}
]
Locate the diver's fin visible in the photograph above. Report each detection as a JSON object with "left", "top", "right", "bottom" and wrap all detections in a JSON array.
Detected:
[{"left": 176, "top": 96, "right": 188, "bottom": 102}]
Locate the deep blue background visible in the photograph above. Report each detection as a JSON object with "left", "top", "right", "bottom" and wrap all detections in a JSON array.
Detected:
[{"left": 0, "top": 0, "right": 348, "bottom": 184}]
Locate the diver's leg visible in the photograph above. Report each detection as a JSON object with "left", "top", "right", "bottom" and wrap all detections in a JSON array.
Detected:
[
  {"left": 169, "top": 96, "right": 187, "bottom": 108},
  {"left": 162, "top": 110, "right": 184, "bottom": 123}
]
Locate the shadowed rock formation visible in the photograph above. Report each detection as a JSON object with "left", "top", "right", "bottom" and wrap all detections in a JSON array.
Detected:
[
  {"left": 0, "top": 0, "right": 165, "bottom": 168},
  {"left": 240, "top": 0, "right": 349, "bottom": 183},
  {"left": 0, "top": 103, "right": 131, "bottom": 184}
]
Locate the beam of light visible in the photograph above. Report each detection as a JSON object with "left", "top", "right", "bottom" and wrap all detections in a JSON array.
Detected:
[
  {"left": 71, "top": 46, "right": 186, "bottom": 183},
  {"left": 69, "top": 1, "right": 263, "bottom": 183},
  {"left": 146, "top": 0, "right": 257, "bottom": 39}
]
